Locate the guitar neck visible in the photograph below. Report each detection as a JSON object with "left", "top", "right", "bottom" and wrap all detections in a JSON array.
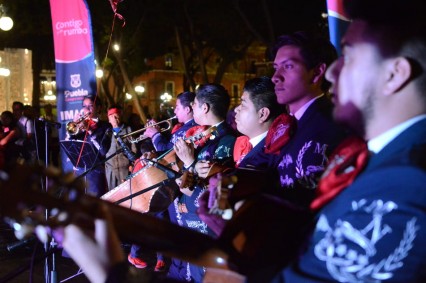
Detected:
[{"left": 0, "top": 165, "right": 234, "bottom": 271}]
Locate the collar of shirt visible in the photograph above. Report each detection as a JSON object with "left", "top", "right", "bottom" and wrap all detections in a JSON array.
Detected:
[
  {"left": 250, "top": 131, "right": 268, "bottom": 148},
  {"left": 212, "top": 120, "right": 224, "bottom": 128},
  {"left": 368, "top": 114, "right": 426, "bottom": 154},
  {"left": 184, "top": 119, "right": 194, "bottom": 125},
  {"left": 293, "top": 94, "right": 324, "bottom": 120}
]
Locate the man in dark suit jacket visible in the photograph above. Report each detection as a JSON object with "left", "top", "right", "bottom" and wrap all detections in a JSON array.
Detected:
[
  {"left": 276, "top": 0, "right": 426, "bottom": 282},
  {"left": 269, "top": 32, "right": 348, "bottom": 208},
  {"left": 233, "top": 76, "right": 283, "bottom": 170},
  {"left": 172, "top": 84, "right": 236, "bottom": 282}
]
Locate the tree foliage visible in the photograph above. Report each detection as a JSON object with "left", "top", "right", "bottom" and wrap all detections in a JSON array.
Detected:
[{"left": 0, "top": 0, "right": 328, "bottom": 108}]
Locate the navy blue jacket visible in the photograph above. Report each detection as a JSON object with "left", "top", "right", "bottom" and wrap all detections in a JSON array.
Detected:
[
  {"left": 278, "top": 118, "right": 426, "bottom": 282},
  {"left": 152, "top": 119, "right": 197, "bottom": 152},
  {"left": 269, "top": 96, "right": 348, "bottom": 207}
]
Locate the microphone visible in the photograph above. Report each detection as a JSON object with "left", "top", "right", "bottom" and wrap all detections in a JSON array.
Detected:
[
  {"left": 145, "top": 158, "right": 182, "bottom": 179},
  {"left": 114, "top": 132, "right": 137, "bottom": 162},
  {"left": 38, "top": 117, "right": 61, "bottom": 129}
]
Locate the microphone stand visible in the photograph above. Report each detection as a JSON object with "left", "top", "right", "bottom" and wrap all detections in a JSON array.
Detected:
[{"left": 37, "top": 118, "right": 61, "bottom": 283}]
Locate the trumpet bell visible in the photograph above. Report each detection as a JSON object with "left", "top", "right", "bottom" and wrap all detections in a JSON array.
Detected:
[
  {"left": 66, "top": 111, "right": 92, "bottom": 135},
  {"left": 66, "top": 122, "right": 79, "bottom": 135}
]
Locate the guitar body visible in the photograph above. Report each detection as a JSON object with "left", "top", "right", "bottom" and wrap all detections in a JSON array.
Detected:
[{"left": 102, "top": 150, "right": 181, "bottom": 213}]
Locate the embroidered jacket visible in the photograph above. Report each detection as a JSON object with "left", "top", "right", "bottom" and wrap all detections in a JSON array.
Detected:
[
  {"left": 268, "top": 96, "right": 348, "bottom": 207},
  {"left": 168, "top": 122, "right": 236, "bottom": 282},
  {"left": 278, "top": 118, "right": 426, "bottom": 283},
  {"left": 152, "top": 119, "right": 197, "bottom": 152}
]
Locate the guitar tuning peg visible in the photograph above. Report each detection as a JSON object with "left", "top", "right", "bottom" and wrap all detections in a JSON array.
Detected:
[
  {"left": 222, "top": 209, "right": 233, "bottom": 220},
  {"left": 12, "top": 222, "right": 34, "bottom": 240},
  {"left": 35, "top": 225, "right": 49, "bottom": 244},
  {"left": 50, "top": 208, "right": 69, "bottom": 224},
  {"left": 50, "top": 208, "right": 60, "bottom": 217}
]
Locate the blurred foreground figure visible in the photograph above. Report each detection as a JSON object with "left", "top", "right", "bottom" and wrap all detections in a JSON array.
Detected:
[{"left": 275, "top": 0, "right": 426, "bottom": 282}]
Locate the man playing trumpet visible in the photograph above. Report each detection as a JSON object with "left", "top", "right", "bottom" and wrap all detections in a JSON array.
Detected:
[{"left": 144, "top": 91, "right": 197, "bottom": 152}]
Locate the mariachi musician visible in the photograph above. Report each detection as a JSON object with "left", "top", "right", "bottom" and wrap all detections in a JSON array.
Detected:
[
  {"left": 67, "top": 94, "right": 111, "bottom": 197},
  {"left": 144, "top": 91, "right": 198, "bottom": 152},
  {"left": 105, "top": 105, "right": 137, "bottom": 191},
  {"left": 173, "top": 84, "right": 236, "bottom": 282},
  {"left": 195, "top": 77, "right": 286, "bottom": 232},
  {"left": 125, "top": 91, "right": 198, "bottom": 272}
]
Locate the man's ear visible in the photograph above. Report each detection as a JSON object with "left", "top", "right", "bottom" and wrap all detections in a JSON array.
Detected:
[
  {"left": 201, "top": 102, "right": 209, "bottom": 114},
  {"left": 383, "top": 57, "right": 412, "bottom": 95},
  {"left": 312, "top": 63, "right": 327, "bottom": 84},
  {"left": 258, "top": 107, "right": 271, "bottom": 123},
  {"left": 185, "top": 106, "right": 192, "bottom": 114}
]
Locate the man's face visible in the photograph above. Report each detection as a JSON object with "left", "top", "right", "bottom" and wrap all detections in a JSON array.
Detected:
[
  {"left": 12, "top": 105, "right": 23, "bottom": 119},
  {"left": 326, "top": 20, "right": 384, "bottom": 133},
  {"left": 272, "top": 45, "right": 316, "bottom": 111},
  {"left": 108, "top": 113, "right": 121, "bottom": 127},
  {"left": 235, "top": 91, "right": 259, "bottom": 137},
  {"left": 174, "top": 99, "right": 188, "bottom": 123},
  {"left": 191, "top": 97, "right": 204, "bottom": 125}
]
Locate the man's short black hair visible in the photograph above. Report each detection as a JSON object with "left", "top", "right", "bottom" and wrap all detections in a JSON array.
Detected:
[
  {"left": 273, "top": 31, "right": 337, "bottom": 91},
  {"left": 196, "top": 84, "right": 230, "bottom": 119},
  {"left": 177, "top": 91, "right": 196, "bottom": 109},
  {"left": 243, "top": 76, "right": 283, "bottom": 121}
]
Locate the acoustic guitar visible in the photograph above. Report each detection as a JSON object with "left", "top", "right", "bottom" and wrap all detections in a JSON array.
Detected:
[{"left": 0, "top": 163, "right": 313, "bottom": 282}]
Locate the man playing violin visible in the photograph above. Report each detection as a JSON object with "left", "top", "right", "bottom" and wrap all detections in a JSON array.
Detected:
[
  {"left": 172, "top": 83, "right": 236, "bottom": 282},
  {"left": 67, "top": 94, "right": 111, "bottom": 197}
]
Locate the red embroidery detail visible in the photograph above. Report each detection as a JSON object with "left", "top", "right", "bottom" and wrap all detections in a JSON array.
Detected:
[
  {"left": 264, "top": 113, "right": 296, "bottom": 154},
  {"left": 171, "top": 123, "right": 183, "bottom": 134},
  {"left": 233, "top": 136, "right": 253, "bottom": 167},
  {"left": 310, "top": 136, "right": 369, "bottom": 211}
]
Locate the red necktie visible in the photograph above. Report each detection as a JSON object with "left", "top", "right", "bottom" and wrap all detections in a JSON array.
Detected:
[
  {"left": 264, "top": 113, "right": 296, "bottom": 154},
  {"left": 310, "top": 136, "right": 369, "bottom": 211},
  {"left": 233, "top": 136, "right": 253, "bottom": 167}
]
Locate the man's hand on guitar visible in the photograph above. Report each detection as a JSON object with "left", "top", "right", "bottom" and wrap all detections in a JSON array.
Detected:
[
  {"left": 195, "top": 160, "right": 212, "bottom": 178},
  {"left": 174, "top": 138, "right": 195, "bottom": 167},
  {"left": 36, "top": 203, "right": 125, "bottom": 283}
]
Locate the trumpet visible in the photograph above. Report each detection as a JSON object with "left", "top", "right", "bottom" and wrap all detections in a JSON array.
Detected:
[
  {"left": 66, "top": 111, "right": 92, "bottom": 135},
  {"left": 121, "top": 116, "right": 177, "bottom": 143}
]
